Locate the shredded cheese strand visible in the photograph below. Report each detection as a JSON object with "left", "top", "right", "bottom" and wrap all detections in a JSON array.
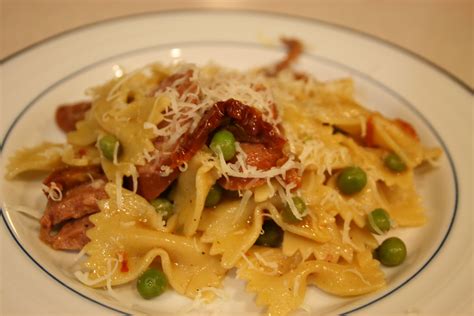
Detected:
[
  {"left": 233, "top": 190, "right": 252, "bottom": 224},
  {"left": 42, "top": 182, "right": 63, "bottom": 201},
  {"left": 344, "top": 268, "right": 371, "bottom": 286},
  {"left": 254, "top": 252, "right": 278, "bottom": 271}
]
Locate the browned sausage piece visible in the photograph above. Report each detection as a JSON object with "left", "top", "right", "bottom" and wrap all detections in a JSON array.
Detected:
[
  {"left": 40, "top": 216, "right": 93, "bottom": 250},
  {"left": 43, "top": 165, "right": 104, "bottom": 192},
  {"left": 40, "top": 179, "right": 107, "bottom": 230},
  {"left": 55, "top": 101, "right": 91, "bottom": 133},
  {"left": 39, "top": 174, "right": 107, "bottom": 250}
]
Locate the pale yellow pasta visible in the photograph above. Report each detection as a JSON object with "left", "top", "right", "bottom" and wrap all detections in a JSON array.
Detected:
[
  {"left": 283, "top": 232, "right": 354, "bottom": 263},
  {"left": 280, "top": 103, "right": 352, "bottom": 176},
  {"left": 275, "top": 76, "right": 369, "bottom": 139},
  {"left": 368, "top": 114, "right": 441, "bottom": 168},
  {"left": 61, "top": 144, "right": 101, "bottom": 166},
  {"left": 266, "top": 201, "right": 335, "bottom": 243},
  {"left": 199, "top": 199, "right": 265, "bottom": 269},
  {"left": 82, "top": 184, "right": 227, "bottom": 299},
  {"left": 341, "top": 137, "right": 414, "bottom": 188},
  {"left": 67, "top": 113, "right": 100, "bottom": 146},
  {"left": 236, "top": 248, "right": 314, "bottom": 316},
  {"left": 68, "top": 68, "right": 170, "bottom": 186},
  {"left": 237, "top": 248, "right": 384, "bottom": 316},
  {"left": 283, "top": 223, "right": 377, "bottom": 264},
  {"left": 307, "top": 250, "right": 385, "bottom": 296},
  {"left": 5, "top": 142, "right": 64, "bottom": 179},
  {"left": 378, "top": 181, "right": 427, "bottom": 226},
  {"left": 173, "top": 149, "right": 220, "bottom": 236}
]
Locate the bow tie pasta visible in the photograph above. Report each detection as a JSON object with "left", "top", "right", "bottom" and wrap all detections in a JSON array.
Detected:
[{"left": 5, "top": 39, "right": 441, "bottom": 315}]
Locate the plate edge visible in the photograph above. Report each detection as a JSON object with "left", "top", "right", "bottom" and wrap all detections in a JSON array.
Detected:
[{"left": 0, "top": 8, "right": 472, "bottom": 93}]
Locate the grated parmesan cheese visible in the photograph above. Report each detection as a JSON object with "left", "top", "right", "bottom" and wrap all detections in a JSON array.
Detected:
[
  {"left": 320, "top": 189, "right": 341, "bottom": 207},
  {"left": 106, "top": 68, "right": 141, "bottom": 101},
  {"left": 367, "top": 212, "right": 384, "bottom": 235},
  {"left": 299, "top": 303, "right": 311, "bottom": 313},
  {"left": 129, "top": 164, "right": 139, "bottom": 194},
  {"left": 275, "top": 176, "right": 306, "bottom": 221},
  {"left": 159, "top": 165, "right": 174, "bottom": 177},
  {"left": 104, "top": 258, "right": 132, "bottom": 307},
  {"left": 240, "top": 252, "right": 279, "bottom": 276},
  {"left": 112, "top": 141, "right": 120, "bottom": 165},
  {"left": 86, "top": 172, "right": 95, "bottom": 183},
  {"left": 293, "top": 274, "right": 302, "bottom": 297},
  {"left": 42, "top": 182, "right": 63, "bottom": 201},
  {"left": 142, "top": 149, "right": 155, "bottom": 163},
  {"left": 254, "top": 252, "right": 278, "bottom": 271},
  {"left": 218, "top": 148, "right": 298, "bottom": 181},
  {"left": 91, "top": 179, "right": 105, "bottom": 189},
  {"left": 344, "top": 268, "right": 371, "bottom": 286},
  {"left": 114, "top": 172, "right": 123, "bottom": 209},
  {"left": 233, "top": 190, "right": 252, "bottom": 224},
  {"left": 72, "top": 247, "right": 88, "bottom": 263},
  {"left": 266, "top": 178, "right": 276, "bottom": 199},
  {"left": 193, "top": 237, "right": 201, "bottom": 252},
  {"left": 341, "top": 214, "right": 363, "bottom": 251},
  {"left": 240, "top": 251, "right": 257, "bottom": 270},
  {"left": 296, "top": 139, "right": 349, "bottom": 176},
  {"left": 178, "top": 162, "right": 188, "bottom": 172},
  {"left": 143, "top": 122, "right": 160, "bottom": 136}
]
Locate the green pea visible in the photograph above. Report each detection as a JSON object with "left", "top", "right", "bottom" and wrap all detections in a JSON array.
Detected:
[
  {"left": 367, "top": 208, "right": 391, "bottom": 235},
  {"left": 384, "top": 153, "right": 407, "bottom": 172},
  {"left": 375, "top": 237, "right": 407, "bottom": 267},
  {"left": 205, "top": 185, "right": 223, "bottom": 207},
  {"left": 99, "top": 134, "right": 120, "bottom": 161},
  {"left": 255, "top": 220, "right": 283, "bottom": 248},
  {"left": 210, "top": 130, "right": 236, "bottom": 161},
  {"left": 336, "top": 166, "right": 367, "bottom": 195},
  {"left": 137, "top": 268, "right": 168, "bottom": 299},
  {"left": 281, "top": 196, "right": 307, "bottom": 223},
  {"left": 150, "top": 198, "right": 174, "bottom": 220}
]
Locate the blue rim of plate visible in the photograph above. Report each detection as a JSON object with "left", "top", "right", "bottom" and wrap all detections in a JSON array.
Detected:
[{"left": 0, "top": 12, "right": 460, "bottom": 316}]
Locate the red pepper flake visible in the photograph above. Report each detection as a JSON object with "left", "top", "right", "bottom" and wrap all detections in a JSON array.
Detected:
[
  {"left": 394, "top": 118, "right": 419, "bottom": 141},
  {"left": 119, "top": 251, "right": 129, "bottom": 273},
  {"left": 121, "top": 259, "right": 129, "bottom": 273},
  {"left": 77, "top": 148, "right": 87, "bottom": 157},
  {"left": 364, "top": 115, "right": 376, "bottom": 147}
]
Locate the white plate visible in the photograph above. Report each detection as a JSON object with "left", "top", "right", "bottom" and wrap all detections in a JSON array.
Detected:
[{"left": 0, "top": 10, "right": 472, "bottom": 316}]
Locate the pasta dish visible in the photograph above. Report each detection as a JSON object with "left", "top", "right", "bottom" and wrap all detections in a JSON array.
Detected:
[{"left": 5, "top": 39, "right": 442, "bottom": 315}]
